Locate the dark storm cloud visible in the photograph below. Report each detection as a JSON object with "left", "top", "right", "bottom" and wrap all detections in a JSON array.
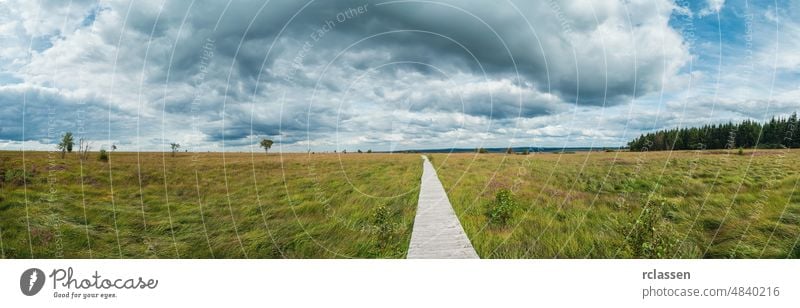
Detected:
[
  {"left": 201, "top": 103, "right": 341, "bottom": 142},
  {"left": 403, "top": 82, "right": 558, "bottom": 119},
  {"left": 0, "top": 85, "right": 131, "bottom": 142},
  {"left": 2, "top": 0, "right": 691, "bottom": 149},
  {"left": 114, "top": 0, "right": 687, "bottom": 106}
]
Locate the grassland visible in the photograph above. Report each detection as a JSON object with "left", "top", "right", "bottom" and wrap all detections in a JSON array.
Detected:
[
  {"left": 4, "top": 148, "right": 799, "bottom": 259},
  {"left": 0, "top": 151, "right": 421, "bottom": 258},
  {"left": 430, "top": 149, "right": 800, "bottom": 258}
]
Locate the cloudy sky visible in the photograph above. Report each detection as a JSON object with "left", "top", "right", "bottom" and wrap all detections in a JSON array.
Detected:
[{"left": 0, "top": 0, "right": 797, "bottom": 152}]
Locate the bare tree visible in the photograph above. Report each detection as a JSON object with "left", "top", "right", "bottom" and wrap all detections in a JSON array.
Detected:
[{"left": 78, "top": 138, "right": 92, "bottom": 161}]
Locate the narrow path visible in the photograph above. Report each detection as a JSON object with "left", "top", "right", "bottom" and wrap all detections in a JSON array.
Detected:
[{"left": 407, "top": 156, "right": 479, "bottom": 259}]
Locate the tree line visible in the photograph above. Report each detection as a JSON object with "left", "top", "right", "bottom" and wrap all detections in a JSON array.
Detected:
[{"left": 628, "top": 113, "right": 798, "bottom": 151}]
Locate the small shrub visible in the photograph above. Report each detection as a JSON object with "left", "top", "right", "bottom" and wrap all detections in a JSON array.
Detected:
[
  {"left": 373, "top": 204, "right": 392, "bottom": 248},
  {"left": 98, "top": 149, "right": 109, "bottom": 162},
  {"left": 737, "top": 147, "right": 744, "bottom": 156},
  {"left": 3, "top": 169, "right": 33, "bottom": 186},
  {"left": 477, "top": 148, "right": 489, "bottom": 154},
  {"left": 623, "top": 197, "right": 679, "bottom": 258},
  {"left": 486, "top": 189, "right": 517, "bottom": 225}
]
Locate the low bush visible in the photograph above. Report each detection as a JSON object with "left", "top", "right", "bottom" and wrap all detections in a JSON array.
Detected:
[
  {"left": 486, "top": 189, "right": 517, "bottom": 226},
  {"left": 98, "top": 149, "right": 109, "bottom": 162},
  {"left": 373, "top": 203, "right": 392, "bottom": 248},
  {"left": 622, "top": 197, "right": 679, "bottom": 258},
  {"left": 2, "top": 168, "right": 33, "bottom": 186}
]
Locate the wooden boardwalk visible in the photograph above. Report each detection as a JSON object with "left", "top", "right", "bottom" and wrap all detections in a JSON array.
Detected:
[{"left": 407, "top": 156, "right": 479, "bottom": 259}]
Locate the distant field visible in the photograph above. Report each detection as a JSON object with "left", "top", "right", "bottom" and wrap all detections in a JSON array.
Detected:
[
  {"left": 0, "top": 152, "right": 421, "bottom": 258},
  {"left": 430, "top": 150, "right": 800, "bottom": 258}
]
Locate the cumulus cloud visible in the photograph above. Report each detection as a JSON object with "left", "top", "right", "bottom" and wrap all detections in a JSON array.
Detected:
[
  {"left": 1, "top": 0, "right": 758, "bottom": 151},
  {"left": 700, "top": 0, "right": 725, "bottom": 16}
]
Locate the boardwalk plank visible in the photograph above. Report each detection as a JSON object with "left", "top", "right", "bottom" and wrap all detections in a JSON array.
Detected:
[{"left": 407, "top": 156, "right": 479, "bottom": 259}]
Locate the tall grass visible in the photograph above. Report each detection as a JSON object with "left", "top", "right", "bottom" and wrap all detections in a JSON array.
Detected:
[
  {"left": 431, "top": 150, "right": 800, "bottom": 258},
  {"left": 0, "top": 152, "right": 421, "bottom": 258}
]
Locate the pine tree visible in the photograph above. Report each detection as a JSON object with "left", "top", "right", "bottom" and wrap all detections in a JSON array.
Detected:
[{"left": 628, "top": 113, "right": 798, "bottom": 151}]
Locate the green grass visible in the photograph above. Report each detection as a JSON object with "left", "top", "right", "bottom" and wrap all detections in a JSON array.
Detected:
[
  {"left": 4, "top": 148, "right": 798, "bottom": 259},
  {"left": 0, "top": 151, "right": 421, "bottom": 258},
  {"left": 431, "top": 149, "right": 800, "bottom": 258}
]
